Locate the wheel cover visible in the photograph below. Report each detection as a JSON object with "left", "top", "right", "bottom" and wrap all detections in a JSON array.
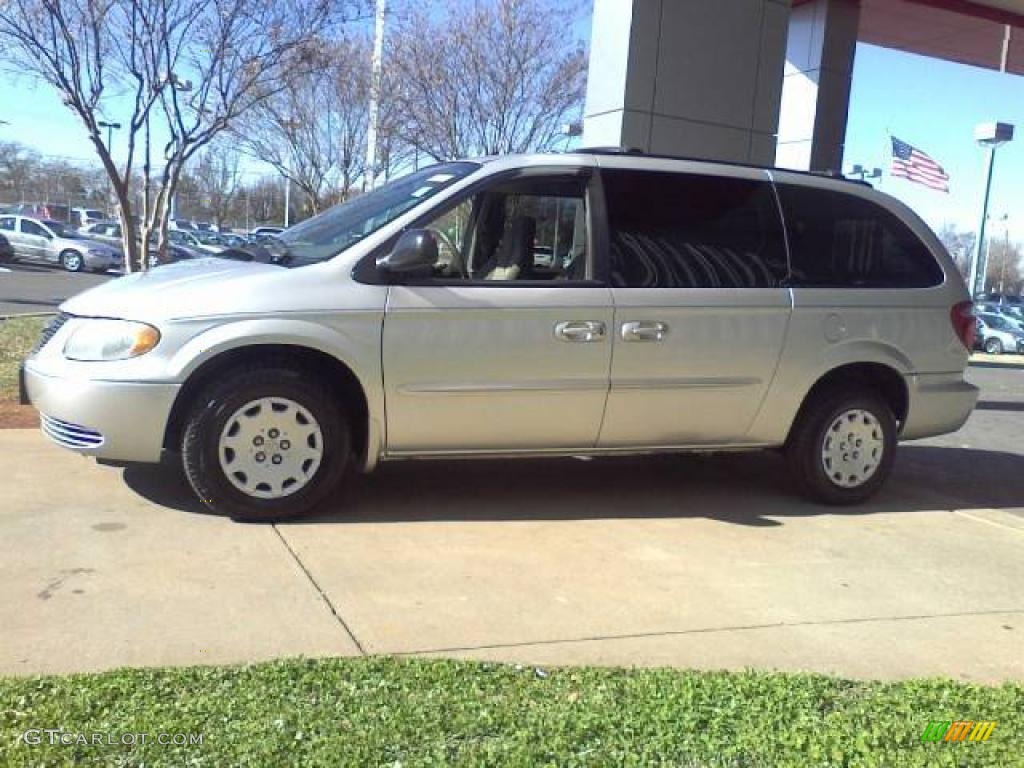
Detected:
[
  {"left": 64, "top": 252, "right": 82, "bottom": 270},
  {"left": 218, "top": 397, "right": 323, "bottom": 500},
  {"left": 820, "top": 408, "right": 884, "bottom": 489}
]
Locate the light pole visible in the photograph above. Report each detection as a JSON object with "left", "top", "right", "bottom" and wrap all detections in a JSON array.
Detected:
[
  {"left": 847, "top": 164, "right": 882, "bottom": 183},
  {"left": 561, "top": 121, "right": 583, "bottom": 151},
  {"left": 968, "top": 122, "right": 1014, "bottom": 298},
  {"left": 97, "top": 121, "right": 121, "bottom": 216},
  {"left": 97, "top": 120, "right": 121, "bottom": 151},
  {"left": 364, "top": 0, "right": 386, "bottom": 192}
]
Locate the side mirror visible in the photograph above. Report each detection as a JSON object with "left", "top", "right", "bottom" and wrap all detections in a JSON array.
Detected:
[{"left": 376, "top": 229, "right": 438, "bottom": 277}]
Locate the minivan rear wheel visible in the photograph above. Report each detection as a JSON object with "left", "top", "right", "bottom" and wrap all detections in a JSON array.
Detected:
[
  {"left": 181, "top": 366, "right": 349, "bottom": 521},
  {"left": 785, "top": 386, "right": 897, "bottom": 505},
  {"left": 984, "top": 337, "right": 1003, "bottom": 355}
]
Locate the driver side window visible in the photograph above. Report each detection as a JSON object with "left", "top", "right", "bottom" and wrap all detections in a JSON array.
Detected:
[
  {"left": 419, "top": 177, "right": 589, "bottom": 282},
  {"left": 21, "top": 220, "right": 49, "bottom": 238}
]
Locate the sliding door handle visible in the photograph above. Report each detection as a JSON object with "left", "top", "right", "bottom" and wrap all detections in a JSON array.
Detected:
[{"left": 555, "top": 321, "right": 606, "bottom": 343}]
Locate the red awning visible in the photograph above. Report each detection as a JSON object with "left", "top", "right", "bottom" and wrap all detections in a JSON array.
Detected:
[{"left": 798, "top": 0, "right": 1024, "bottom": 74}]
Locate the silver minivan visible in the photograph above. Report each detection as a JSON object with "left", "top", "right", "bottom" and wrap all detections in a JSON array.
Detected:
[{"left": 22, "top": 151, "right": 978, "bottom": 520}]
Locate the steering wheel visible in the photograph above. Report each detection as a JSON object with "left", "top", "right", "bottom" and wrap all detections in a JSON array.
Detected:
[{"left": 428, "top": 228, "right": 466, "bottom": 278}]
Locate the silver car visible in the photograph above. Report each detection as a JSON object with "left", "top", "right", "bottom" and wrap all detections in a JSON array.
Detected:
[
  {"left": 0, "top": 215, "right": 121, "bottom": 272},
  {"left": 975, "top": 313, "right": 1024, "bottom": 355},
  {"left": 23, "top": 151, "right": 978, "bottom": 521},
  {"left": 80, "top": 221, "right": 204, "bottom": 265}
]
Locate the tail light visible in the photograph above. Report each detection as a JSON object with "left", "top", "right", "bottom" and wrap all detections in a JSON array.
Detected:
[{"left": 950, "top": 301, "right": 976, "bottom": 350}]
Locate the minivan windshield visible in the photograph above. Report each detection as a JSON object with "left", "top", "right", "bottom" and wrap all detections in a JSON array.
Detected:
[{"left": 270, "top": 162, "right": 479, "bottom": 267}]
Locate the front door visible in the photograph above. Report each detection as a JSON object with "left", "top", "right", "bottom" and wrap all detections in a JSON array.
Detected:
[
  {"left": 596, "top": 166, "right": 793, "bottom": 446},
  {"left": 18, "top": 218, "right": 52, "bottom": 262},
  {"left": 381, "top": 171, "right": 614, "bottom": 453}
]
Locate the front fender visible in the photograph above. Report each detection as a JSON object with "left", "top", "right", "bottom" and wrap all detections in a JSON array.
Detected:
[{"left": 166, "top": 315, "right": 385, "bottom": 469}]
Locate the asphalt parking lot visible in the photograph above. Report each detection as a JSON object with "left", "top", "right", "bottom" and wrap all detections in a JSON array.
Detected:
[
  {"left": 1, "top": 363, "right": 1022, "bottom": 682},
  {"left": 0, "top": 262, "right": 113, "bottom": 315}
]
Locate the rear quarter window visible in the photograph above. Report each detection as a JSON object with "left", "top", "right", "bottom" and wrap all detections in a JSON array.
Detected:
[{"left": 776, "top": 184, "right": 944, "bottom": 288}]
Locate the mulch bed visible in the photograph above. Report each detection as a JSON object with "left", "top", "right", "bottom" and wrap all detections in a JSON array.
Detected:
[{"left": 0, "top": 401, "right": 39, "bottom": 429}]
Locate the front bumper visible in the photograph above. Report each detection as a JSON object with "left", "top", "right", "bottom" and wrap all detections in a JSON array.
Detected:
[
  {"left": 81, "top": 250, "right": 120, "bottom": 270},
  {"left": 901, "top": 372, "right": 979, "bottom": 440},
  {"left": 23, "top": 362, "right": 179, "bottom": 463}
]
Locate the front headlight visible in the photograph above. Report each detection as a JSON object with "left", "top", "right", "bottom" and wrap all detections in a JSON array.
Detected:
[{"left": 63, "top": 319, "right": 161, "bottom": 361}]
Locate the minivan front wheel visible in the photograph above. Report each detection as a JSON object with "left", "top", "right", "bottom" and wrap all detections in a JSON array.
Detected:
[
  {"left": 984, "top": 338, "right": 1003, "bottom": 355},
  {"left": 181, "top": 367, "right": 349, "bottom": 521},
  {"left": 786, "top": 386, "right": 897, "bottom": 505}
]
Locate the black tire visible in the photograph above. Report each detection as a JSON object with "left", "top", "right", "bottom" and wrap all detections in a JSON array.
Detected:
[
  {"left": 984, "top": 337, "right": 1003, "bottom": 355},
  {"left": 61, "top": 250, "right": 84, "bottom": 272},
  {"left": 181, "top": 366, "right": 349, "bottom": 521},
  {"left": 785, "top": 386, "right": 897, "bottom": 505}
]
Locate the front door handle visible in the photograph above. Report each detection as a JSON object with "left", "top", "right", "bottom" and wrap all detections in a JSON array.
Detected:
[
  {"left": 554, "top": 320, "right": 606, "bottom": 343},
  {"left": 621, "top": 321, "right": 669, "bottom": 342}
]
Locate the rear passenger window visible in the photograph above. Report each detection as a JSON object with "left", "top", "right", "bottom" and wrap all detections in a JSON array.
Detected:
[
  {"left": 603, "top": 170, "right": 788, "bottom": 288},
  {"left": 777, "top": 185, "right": 944, "bottom": 288}
]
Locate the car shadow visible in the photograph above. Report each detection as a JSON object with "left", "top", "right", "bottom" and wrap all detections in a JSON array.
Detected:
[
  {"left": 0, "top": 262, "right": 56, "bottom": 274},
  {"left": 122, "top": 444, "right": 1024, "bottom": 527},
  {"left": 970, "top": 359, "right": 1024, "bottom": 372}
]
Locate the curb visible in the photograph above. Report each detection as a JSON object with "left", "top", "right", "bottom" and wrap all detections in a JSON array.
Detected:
[{"left": 0, "top": 312, "right": 56, "bottom": 321}]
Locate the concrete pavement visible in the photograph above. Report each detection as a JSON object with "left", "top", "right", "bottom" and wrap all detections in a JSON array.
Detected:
[{"left": 1, "top": 365, "right": 1023, "bottom": 681}]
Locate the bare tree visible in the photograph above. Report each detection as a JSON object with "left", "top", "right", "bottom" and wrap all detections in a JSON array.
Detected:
[
  {"left": 387, "top": 0, "right": 586, "bottom": 161},
  {"left": 938, "top": 224, "right": 976, "bottom": 279},
  {"left": 235, "top": 36, "right": 370, "bottom": 215},
  {"left": 192, "top": 142, "right": 242, "bottom": 229},
  {"left": 0, "top": 140, "right": 111, "bottom": 211},
  {"left": 0, "top": 0, "right": 358, "bottom": 270},
  {"left": 985, "top": 236, "right": 1023, "bottom": 295}
]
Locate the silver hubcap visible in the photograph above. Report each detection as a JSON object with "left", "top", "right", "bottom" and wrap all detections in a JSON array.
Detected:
[
  {"left": 821, "top": 408, "right": 884, "bottom": 488},
  {"left": 218, "top": 397, "right": 323, "bottom": 499},
  {"left": 65, "top": 253, "right": 81, "bottom": 270}
]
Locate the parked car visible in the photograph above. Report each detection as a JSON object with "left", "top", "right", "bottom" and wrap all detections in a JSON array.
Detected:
[
  {"left": 975, "top": 313, "right": 1024, "bottom": 355},
  {"left": 249, "top": 225, "right": 285, "bottom": 238},
  {"left": 22, "top": 151, "right": 978, "bottom": 521},
  {"left": 0, "top": 214, "right": 120, "bottom": 272},
  {"left": 80, "top": 221, "right": 204, "bottom": 265},
  {"left": 977, "top": 292, "right": 1022, "bottom": 307},
  {"left": 976, "top": 303, "right": 1024, "bottom": 331},
  {"left": 168, "top": 229, "right": 227, "bottom": 254},
  {"left": 12, "top": 202, "right": 71, "bottom": 223},
  {"left": 0, "top": 230, "right": 13, "bottom": 261},
  {"left": 70, "top": 207, "right": 109, "bottom": 230}
]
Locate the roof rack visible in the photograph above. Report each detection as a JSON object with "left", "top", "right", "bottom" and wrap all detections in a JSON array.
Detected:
[{"left": 570, "top": 146, "right": 873, "bottom": 186}]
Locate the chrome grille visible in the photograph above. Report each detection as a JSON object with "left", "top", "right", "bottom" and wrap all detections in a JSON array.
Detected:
[
  {"left": 40, "top": 414, "right": 104, "bottom": 450},
  {"left": 31, "top": 312, "right": 71, "bottom": 354}
]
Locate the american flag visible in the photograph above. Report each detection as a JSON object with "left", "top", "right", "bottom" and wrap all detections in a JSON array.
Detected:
[{"left": 890, "top": 137, "right": 949, "bottom": 192}]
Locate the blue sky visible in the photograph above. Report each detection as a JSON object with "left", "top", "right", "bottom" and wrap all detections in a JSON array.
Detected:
[
  {"left": 2, "top": 24, "right": 1023, "bottom": 241},
  {"left": 845, "top": 43, "right": 1024, "bottom": 241}
]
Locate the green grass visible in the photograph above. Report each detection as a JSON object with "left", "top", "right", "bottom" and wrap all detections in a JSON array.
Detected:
[
  {"left": 0, "top": 315, "right": 47, "bottom": 400},
  {"left": 1, "top": 658, "right": 1020, "bottom": 767}
]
